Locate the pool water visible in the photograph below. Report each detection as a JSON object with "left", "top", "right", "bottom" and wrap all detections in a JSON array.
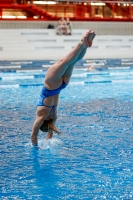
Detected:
[{"left": 0, "top": 61, "right": 133, "bottom": 200}]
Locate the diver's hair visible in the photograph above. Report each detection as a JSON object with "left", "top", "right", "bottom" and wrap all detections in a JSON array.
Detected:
[{"left": 40, "top": 119, "right": 60, "bottom": 134}]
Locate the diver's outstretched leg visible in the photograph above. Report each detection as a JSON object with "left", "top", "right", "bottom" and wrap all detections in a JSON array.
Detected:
[{"left": 45, "top": 30, "right": 96, "bottom": 87}]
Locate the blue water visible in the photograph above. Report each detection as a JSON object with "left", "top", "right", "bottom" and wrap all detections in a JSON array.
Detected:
[{"left": 0, "top": 62, "right": 133, "bottom": 199}]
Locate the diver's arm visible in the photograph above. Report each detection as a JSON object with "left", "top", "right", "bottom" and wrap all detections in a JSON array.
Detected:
[
  {"left": 31, "top": 108, "right": 50, "bottom": 145},
  {"left": 46, "top": 130, "right": 53, "bottom": 139},
  {"left": 31, "top": 116, "right": 45, "bottom": 145},
  {"left": 46, "top": 117, "right": 57, "bottom": 139}
]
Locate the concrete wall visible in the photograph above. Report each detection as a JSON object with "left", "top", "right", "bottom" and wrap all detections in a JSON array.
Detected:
[{"left": 0, "top": 29, "right": 132, "bottom": 60}]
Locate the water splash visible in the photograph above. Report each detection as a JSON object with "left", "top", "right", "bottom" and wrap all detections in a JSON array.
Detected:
[{"left": 38, "top": 138, "right": 62, "bottom": 150}]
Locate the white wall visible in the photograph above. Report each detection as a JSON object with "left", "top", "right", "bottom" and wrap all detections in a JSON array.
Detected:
[{"left": 0, "top": 29, "right": 133, "bottom": 60}]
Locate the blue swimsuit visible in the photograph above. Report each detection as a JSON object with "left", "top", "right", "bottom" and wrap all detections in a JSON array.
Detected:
[{"left": 36, "top": 81, "right": 67, "bottom": 107}]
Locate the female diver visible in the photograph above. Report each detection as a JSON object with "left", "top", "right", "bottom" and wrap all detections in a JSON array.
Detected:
[{"left": 31, "top": 30, "right": 96, "bottom": 146}]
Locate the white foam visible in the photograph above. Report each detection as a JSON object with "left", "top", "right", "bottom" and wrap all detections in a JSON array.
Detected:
[
  {"left": 38, "top": 138, "right": 62, "bottom": 150},
  {"left": 49, "top": 138, "right": 62, "bottom": 146},
  {"left": 39, "top": 139, "right": 50, "bottom": 150}
]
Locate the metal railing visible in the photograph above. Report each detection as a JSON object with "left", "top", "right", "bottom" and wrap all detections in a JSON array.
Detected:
[{"left": 0, "top": 0, "right": 132, "bottom": 21}]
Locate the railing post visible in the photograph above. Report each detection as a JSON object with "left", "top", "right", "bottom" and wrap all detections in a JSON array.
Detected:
[
  {"left": 0, "top": 8, "right": 2, "bottom": 18},
  {"left": 55, "top": 3, "right": 57, "bottom": 17},
  {"left": 129, "top": 3, "right": 132, "bottom": 19}
]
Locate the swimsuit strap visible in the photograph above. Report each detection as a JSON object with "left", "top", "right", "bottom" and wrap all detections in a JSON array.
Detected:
[{"left": 43, "top": 104, "right": 57, "bottom": 108}]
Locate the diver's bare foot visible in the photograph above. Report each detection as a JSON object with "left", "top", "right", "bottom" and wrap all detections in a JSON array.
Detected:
[
  {"left": 88, "top": 31, "right": 96, "bottom": 47},
  {"left": 81, "top": 30, "right": 96, "bottom": 48}
]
